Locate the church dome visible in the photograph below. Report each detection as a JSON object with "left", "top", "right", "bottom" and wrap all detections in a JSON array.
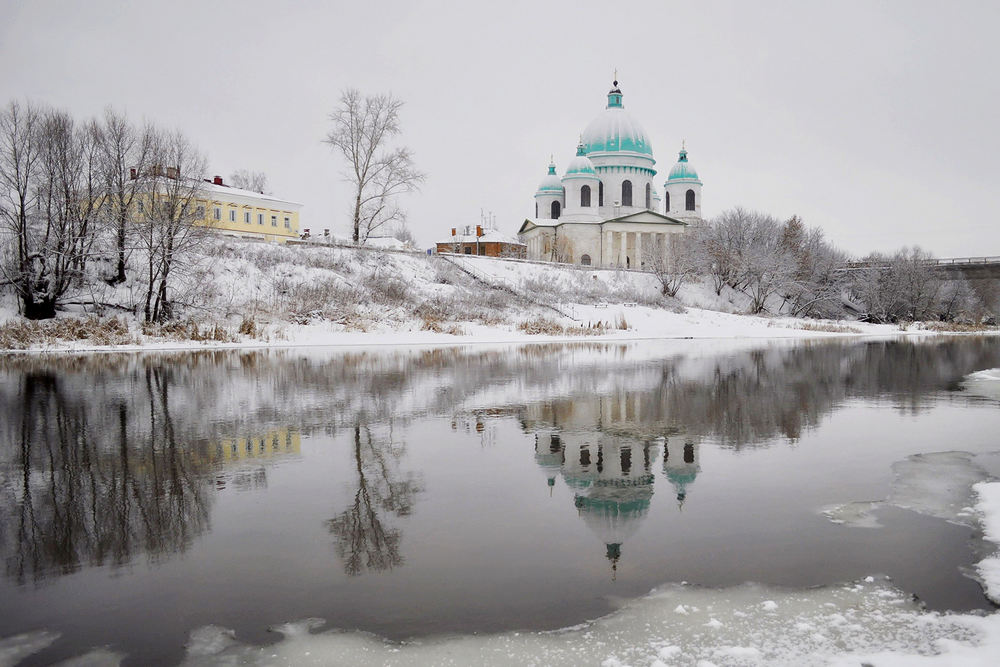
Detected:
[
  {"left": 563, "top": 141, "right": 597, "bottom": 179},
  {"left": 536, "top": 159, "right": 564, "bottom": 194},
  {"left": 581, "top": 81, "right": 653, "bottom": 157},
  {"left": 667, "top": 146, "right": 700, "bottom": 182}
]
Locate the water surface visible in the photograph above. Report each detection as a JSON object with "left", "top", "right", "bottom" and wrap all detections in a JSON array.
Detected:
[{"left": 1, "top": 337, "right": 999, "bottom": 665}]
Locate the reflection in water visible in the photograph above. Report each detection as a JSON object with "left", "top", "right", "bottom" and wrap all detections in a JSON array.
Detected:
[
  {"left": 327, "top": 424, "right": 423, "bottom": 576},
  {"left": 0, "top": 368, "right": 213, "bottom": 584},
  {"left": 0, "top": 337, "right": 998, "bottom": 588},
  {"left": 526, "top": 392, "right": 703, "bottom": 573}
]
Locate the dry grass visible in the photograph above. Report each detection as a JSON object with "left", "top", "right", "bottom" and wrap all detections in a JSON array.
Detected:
[
  {"left": 517, "top": 317, "right": 607, "bottom": 336},
  {"left": 797, "top": 322, "right": 863, "bottom": 334},
  {"left": 922, "top": 321, "right": 996, "bottom": 333},
  {"left": 0, "top": 316, "right": 138, "bottom": 350},
  {"left": 141, "top": 318, "right": 237, "bottom": 342}
]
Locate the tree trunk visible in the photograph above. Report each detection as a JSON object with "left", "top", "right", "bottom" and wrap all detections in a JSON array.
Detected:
[
  {"left": 353, "top": 188, "right": 362, "bottom": 244},
  {"left": 23, "top": 296, "right": 57, "bottom": 320}
]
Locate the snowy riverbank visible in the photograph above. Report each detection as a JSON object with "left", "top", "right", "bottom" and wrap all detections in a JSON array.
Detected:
[{"left": 3, "top": 238, "right": 995, "bottom": 354}]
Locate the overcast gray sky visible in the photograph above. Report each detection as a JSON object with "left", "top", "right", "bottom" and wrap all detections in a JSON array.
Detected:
[{"left": 2, "top": 0, "right": 997, "bottom": 257}]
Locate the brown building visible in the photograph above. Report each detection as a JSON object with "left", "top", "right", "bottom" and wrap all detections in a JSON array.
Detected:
[{"left": 436, "top": 225, "right": 526, "bottom": 258}]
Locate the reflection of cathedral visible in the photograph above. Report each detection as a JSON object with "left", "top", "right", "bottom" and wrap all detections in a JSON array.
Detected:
[{"left": 525, "top": 392, "right": 701, "bottom": 573}]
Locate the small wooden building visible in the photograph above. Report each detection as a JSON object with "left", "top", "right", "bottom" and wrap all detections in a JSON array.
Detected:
[{"left": 436, "top": 225, "right": 526, "bottom": 258}]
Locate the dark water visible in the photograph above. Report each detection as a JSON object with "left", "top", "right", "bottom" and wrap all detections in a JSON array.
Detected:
[{"left": 1, "top": 337, "right": 999, "bottom": 665}]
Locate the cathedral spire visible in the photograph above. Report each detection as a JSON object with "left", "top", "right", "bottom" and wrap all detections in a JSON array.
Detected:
[{"left": 607, "top": 76, "right": 623, "bottom": 109}]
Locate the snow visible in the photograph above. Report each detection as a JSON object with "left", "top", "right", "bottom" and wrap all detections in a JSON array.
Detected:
[
  {"left": 963, "top": 368, "right": 1000, "bottom": 402},
  {"left": 823, "top": 451, "right": 990, "bottom": 529},
  {"left": 2, "top": 239, "right": 995, "bottom": 354},
  {"left": 974, "top": 481, "right": 1000, "bottom": 603}
]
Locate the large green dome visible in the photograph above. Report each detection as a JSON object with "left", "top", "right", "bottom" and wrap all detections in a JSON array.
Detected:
[{"left": 581, "top": 82, "right": 653, "bottom": 157}]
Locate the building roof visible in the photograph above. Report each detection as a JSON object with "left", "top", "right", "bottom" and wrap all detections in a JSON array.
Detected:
[
  {"left": 581, "top": 82, "right": 654, "bottom": 158},
  {"left": 202, "top": 180, "right": 303, "bottom": 207},
  {"left": 519, "top": 210, "right": 687, "bottom": 234},
  {"left": 563, "top": 142, "right": 598, "bottom": 179},
  {"left": 666, "top": 147, "right": 701, "bottom": 183},
  {"left": 536, "top": 159, "right": 564, "bottom": 194},
  {"left": 438, "top": 229, "right": 524, "bottom": 245}
]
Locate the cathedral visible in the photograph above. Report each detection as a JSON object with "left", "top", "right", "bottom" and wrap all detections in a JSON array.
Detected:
[{"left": 518, "top": 79, "right": 703, "bottom": 268}]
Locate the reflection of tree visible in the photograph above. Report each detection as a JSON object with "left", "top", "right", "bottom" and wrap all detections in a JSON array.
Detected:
[
  {"left": 327, "top": 424, "right": 422, "bottom": 576},
  {"left": 0, "top": 367, "right": 212, "bottom": 584}
]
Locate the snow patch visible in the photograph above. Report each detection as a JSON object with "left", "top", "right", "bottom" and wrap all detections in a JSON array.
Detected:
[
  {"left": 963, "top": 368, "right": 1000, "bottom": 402},
  {"left": 0, "top": 630, "right": 59, "bottom": 667},
  {"left": 974, "top": 482, "right": 1000, "bottom": 603}
]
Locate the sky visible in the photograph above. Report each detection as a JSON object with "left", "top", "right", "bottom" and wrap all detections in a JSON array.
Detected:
[{"left": 2, "top": 0, "right": 998, "bottom": 257}]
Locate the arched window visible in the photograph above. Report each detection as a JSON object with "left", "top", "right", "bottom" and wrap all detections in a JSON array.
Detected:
[
  {"left": 621, "top": 180, "right": 632, "bottom": 206},
  {"left": 535, "top": 202, "right": 538, "bottom": 218},
  {"left": 580, "top": 185, "right": 591, "bottom": 208},
  {"left": 581, "top": 254, "right": 591, "bottom": 266},
  {"left": 551, "top": 200, "right": 561, "bottom": 219},
  {"left": 645, "top": 183, "right": 651, "bottom": 210},
  {"left": 598, "top": 181, "right": 604, "bottom": 206},
  {"left": 686, "top": 189, "right": 696, "bottom": 211},
  {"left": 664, "top": 191, "right": 670, "bottom": 212}
]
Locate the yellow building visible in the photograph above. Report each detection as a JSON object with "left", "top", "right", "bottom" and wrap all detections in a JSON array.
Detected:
[{"left": 199, "top": 175, "right": 302, "bottom": 243}]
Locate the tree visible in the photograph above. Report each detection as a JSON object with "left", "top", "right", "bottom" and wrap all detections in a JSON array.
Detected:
[
  {"left": 135, "top": 129, "right": 208, "bottom": 322},
  {"left": 97, "top": 107, "right": 154, "bottom": 285},
  {"left": 229, "top": 168, "right": 269, "bottom": 194},
  {"left": 642, "top": 232, "right": 698, "bottom": 297},
  {"left": 0, "top": 102, "right": 103, "bottom": 319},
  {"left": 324, "top": 89, "right": 425, "bottom": 244}
]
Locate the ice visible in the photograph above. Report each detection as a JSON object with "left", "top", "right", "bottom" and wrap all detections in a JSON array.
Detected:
[
  {"left": 0, "top": 630, "right": 59, "bottom": 667},
  {"left": 167, "top": 578, "right": 998, "bottom": 666},
  {"left": 963, "top": 368, "right": 1000, "bottom": 401},
  {"left": 823, "top": 451, "right": 989, "bottom": 528},
  {"left": 889, "top": 452, "right": 990, "bottom": 526},
  {"left": 974, "top": 481, "right": 1000, "bottom": 603}
]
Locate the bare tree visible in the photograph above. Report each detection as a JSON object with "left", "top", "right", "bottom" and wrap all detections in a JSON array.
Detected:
[
  {"left": 135, "top": 129, "right": 208, "bottom": 322},
  {"left": 642, "top": 232, "right": 698, "bottom": 296},
  {"left": 850, "top": 246, "right": 941, "bottom": 322},
  {"left": 324, "top": 88, "right": 425, "bottom": 244},
  {"left": 97, "top": 108, "right": 154, "bottom": 285},
  {"left": 229, "top": 168, "right": 269, "bottom": 194},
  {"left": 0, "top": 102, "right": 103, "bottom": 319}
]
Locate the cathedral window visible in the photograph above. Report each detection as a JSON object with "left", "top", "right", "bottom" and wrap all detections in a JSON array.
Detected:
[
  {"left": 664, "top": 192, "right": 670, "bottom": 212},
  {"left": 599, "top": 181, "right": 604, "bottom": 206},
  {"left": 581, "top": 185, "right": 591, "bottom": 207},
  {"left": 645, "top": 183, "right": 651, "bottom": 210},
  {"left": 551, "top": 200, "right": 561, "bottom": 219},
  {"left": 581, "top": 254, "right": 591, "bottom": 266},
  {"left": 686, "top": 189, "right": 696, "bottom": 211},
  {"left": 621, "top": 180, "right": 632, "bottom": 206}
]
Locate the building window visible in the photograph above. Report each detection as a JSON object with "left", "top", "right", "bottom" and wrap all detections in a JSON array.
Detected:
[
  {"left": 244, "top": 211, "right": 251, "bottom": 223},
  {"left": 621, "top": 180, "right": 632, "bottom": 206},
  {"left": 581, "top": 254, "right": 591, "bottom": 266},
  {"left": 258, "top": 213, "right": 263, "bottom": 225},
  {"left": 686, "top": 189, "right": 696, "bottom": 211},
  {"left": 479, "top": 246, "right": 486, "bottom": 255},
  {"left": 599, "top": 181, "right": 604, "bottom": 206},
  {"left": 664, "top": 192, "right": 670, "bottom": 212},
  {"left": 196, "top": 205, "right": 205, "bottom": 218},
  {"left": 464, "top": 246, "right": 472, "bottom": 254},
  {"left": 645, "top": 183, "right": 651, "bottom": 210},
  {"left": 213, "top": 206, "right": 221, "bottom": 220},
  {"left": 271, "top": 215, "right": 277, "bottom": 227},
  {"left": 535, "top": 202, "right": 538, "bottom": 218},
  {"left": 229, "top": 209, "right": 235, "bottom": 222},
  {"left": 684, "top": 442, "right": 695, "bottom": 463},
  {"left": 284, "top": 216, "right": 290, "bottom": 229},
  {"left": 137, "top": 200, "right": 144, "bottom": 213},
  {"left": 551, "top": 200, "right": 561, "bottom": 219},
  {"left": 581, "top": 184, "right": 591, "bottom": 208}
]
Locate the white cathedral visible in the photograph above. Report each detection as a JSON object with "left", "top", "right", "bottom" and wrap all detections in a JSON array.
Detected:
[{"left": 518, "top": 79, "right": 703, "bottom": 268}]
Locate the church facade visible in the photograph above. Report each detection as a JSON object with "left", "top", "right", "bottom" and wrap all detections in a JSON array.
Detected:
[{"left": 518, "top": 80, "right": 703, "bottom": 269}]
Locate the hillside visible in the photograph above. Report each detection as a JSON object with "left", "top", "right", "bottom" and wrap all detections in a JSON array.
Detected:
[{"left": 0, "top": 237, "right": 972, "bottom": 351}]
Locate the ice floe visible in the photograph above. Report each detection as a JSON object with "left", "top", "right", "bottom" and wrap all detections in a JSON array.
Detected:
[
  {"left": 962, "top": 367, "right": 1000, "bottom": 401},
  {"left": 823, "top": 451, "right": 990, "bottom": 528}
]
